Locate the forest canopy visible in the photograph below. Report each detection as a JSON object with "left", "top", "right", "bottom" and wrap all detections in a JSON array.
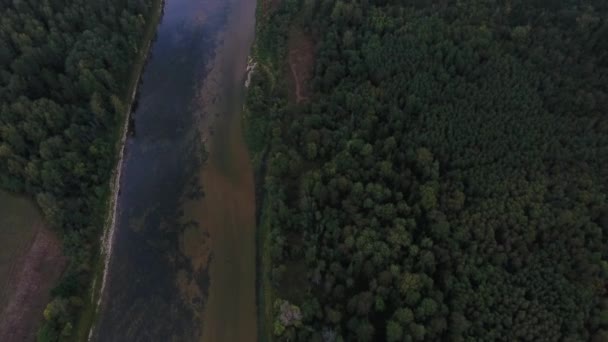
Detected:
[
  {"left": 0, "top": 0, "right": 155, "bottom": 340},
  {"left": 247, "top": 0, "right": 608, "bottom": 341}
]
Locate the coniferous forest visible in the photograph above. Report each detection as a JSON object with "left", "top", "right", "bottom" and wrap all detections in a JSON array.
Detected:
[
  {"left": 247, "top": 0, "right": 608, "bottom": 341},
  {"left": 0, "top": 0, "right": 155, "bottom": 339}
]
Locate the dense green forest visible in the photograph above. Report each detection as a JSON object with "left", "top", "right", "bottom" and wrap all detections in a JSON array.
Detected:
[
  {"left": 247, "top": 0, "right": 608, "bottom": 341},
  {"left": 0, "top": 0, "right": 155, "bottom": 339}
]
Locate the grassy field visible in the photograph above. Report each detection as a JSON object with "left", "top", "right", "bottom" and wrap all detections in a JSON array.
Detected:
[
  {"left": 0, "top": 190, "right": 64, "bottom": 342},
  {"left": 0, "top": 190, "right": 43, "bottom": 309}
]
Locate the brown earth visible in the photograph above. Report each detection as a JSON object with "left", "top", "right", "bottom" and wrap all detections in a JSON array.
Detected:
[
  {"left": 288, "top": 29, "right": 315, "bottom": 103},
  {"left": 260, "top": 0, "right": 281, "bottom": 20},
  {"left": 0, "top": 224, "right": 66, "bottom": 342}
]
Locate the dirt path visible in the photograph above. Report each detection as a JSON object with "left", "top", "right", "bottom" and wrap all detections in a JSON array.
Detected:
[
  {"left": 0, "top": 225, "right": 66, "bottom": 342},
  {"left": 288, "top": 30, "right": 314, "bottom": 103},
  {"left": 289, "top": 58, "right": 307, "bottom": 103}
]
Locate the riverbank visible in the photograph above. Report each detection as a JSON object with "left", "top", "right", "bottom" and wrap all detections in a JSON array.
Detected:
[
  {"left": 72, "top": 1, "right": 166, "bottom": 340},
  {"left": 87, "top": 0, "right": 260, "bottom": 338},
  {"left": 244, "top": 3, "right": 285, "bottom": 341},
  {"left": 244, "top": 1, "right": 319, "bottom": 340},
  {"left": 244, "top": 40, "right": 270, "bottom": 342}
]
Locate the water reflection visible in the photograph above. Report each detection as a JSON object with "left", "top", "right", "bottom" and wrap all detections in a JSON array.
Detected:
[{"left": 91, "top": 0, "right": 241, "bottom": 339}]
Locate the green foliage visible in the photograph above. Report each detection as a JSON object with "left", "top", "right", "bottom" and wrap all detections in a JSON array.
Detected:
[
  {"left": 385, "top": 320, "right": 402, "bottom": 342},
  {"left": 0, "top": 0, "right": 156, "bottom": 339},
  {"left": 250, "top": 0, "right": 608, "bottom": 341}
]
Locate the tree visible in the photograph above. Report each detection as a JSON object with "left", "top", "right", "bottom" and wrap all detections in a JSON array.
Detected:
[
  {"left": 248, "top": 0, "right": 608, "bottom": 340},
  {"left": 386, "top": 320, "right": 403, "bottom": 342}
]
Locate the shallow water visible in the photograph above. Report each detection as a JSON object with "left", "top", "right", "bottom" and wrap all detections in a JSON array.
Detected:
[{"left": 91, "top": 0, "right": 257, "bottom": 340}]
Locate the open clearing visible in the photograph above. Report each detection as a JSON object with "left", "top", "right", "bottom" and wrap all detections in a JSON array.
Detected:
[
  {"left": 0, "top": 191, "right": 65, "bottom": 342},
  {"left": 287, "top": 29, "right": 314, "bottom": 103}
]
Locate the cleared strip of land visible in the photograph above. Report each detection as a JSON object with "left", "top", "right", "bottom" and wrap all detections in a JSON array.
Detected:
[{"left": 0, "top": 191, "right": 66, "bottom": 342}]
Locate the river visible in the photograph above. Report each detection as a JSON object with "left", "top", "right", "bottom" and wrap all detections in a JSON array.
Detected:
[{"left": 90, "top": 0, "right": 257, "bottom": 340}]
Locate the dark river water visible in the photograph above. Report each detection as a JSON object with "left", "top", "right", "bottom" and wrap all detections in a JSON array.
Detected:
[{"left": 91, "top": 0, "right": 257, "bottom": 340}]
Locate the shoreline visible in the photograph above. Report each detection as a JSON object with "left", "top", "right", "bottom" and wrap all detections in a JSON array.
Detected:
[
  {"left": 244, "top": 44, "right": 274, "bottom": 342},
  {"left": 78, "top": 0, "right": 166, "bottom": 340}
]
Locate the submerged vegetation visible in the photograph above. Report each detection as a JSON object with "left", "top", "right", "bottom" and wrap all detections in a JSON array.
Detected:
[
  {"left": 0, "top": 0, "right": 159, "bottom": 339},
  {"left": 248, "top": 0, "right": 608, "bottom": 341}
]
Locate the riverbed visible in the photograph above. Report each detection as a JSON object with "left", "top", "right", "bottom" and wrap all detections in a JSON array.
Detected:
[{"left": 90, "top": 0, "right": 257, "bottom": 340}]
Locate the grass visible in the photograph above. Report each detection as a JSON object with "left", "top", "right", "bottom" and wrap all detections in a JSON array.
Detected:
[
  {"left": 71, "top": 1, "right": 165, "bottom": 340},
  {"left": 244, "top": 46, "right": 276, "bottom": 342},
  {"left": 0, "top": 191, "right": 42, "bottom": 310},
  {"left": 257, "top": 199, "right": 275, "bottom": 342},
  {"left": 247, "top": 3, "right": 303, "bottom": 341}
]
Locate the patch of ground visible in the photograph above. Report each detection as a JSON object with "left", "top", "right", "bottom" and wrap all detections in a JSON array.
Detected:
[
  {"left": 0, "top": 192, "right": 39, "bottom": 308},
  {"left": 260, "top": 0, "right": 281, "bottom": 20},
  {"left": 0, "top": 191, "right": 66, "bottom": 342},
  {"left": 287, "top": 29, "right": 315, "bottom": 104}
]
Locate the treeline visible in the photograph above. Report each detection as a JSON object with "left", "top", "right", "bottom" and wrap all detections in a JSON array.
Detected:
[
  {"left": 247, "top": 0, "right": 608, "bottom": 341},
  {"left": 0, "top": 0, "right": 156, "bottom": 340}
]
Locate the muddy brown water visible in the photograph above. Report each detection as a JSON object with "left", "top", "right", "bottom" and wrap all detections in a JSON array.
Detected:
[{"left": 91, "top": 0, "right": 257, "bottom": 340}]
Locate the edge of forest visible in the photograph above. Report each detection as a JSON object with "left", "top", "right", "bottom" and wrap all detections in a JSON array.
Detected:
[
  {"left": 245, "top": 56, "right": 275, "bottom": 342},
  {"left": 71, "top": 0, "right": 166, "bottom": 340},
  {"left": 245, "top": 6, "right": 271, "bottom": 342},
  {"left": 244, "top": 1, "right": 291, "bottom": 340}
]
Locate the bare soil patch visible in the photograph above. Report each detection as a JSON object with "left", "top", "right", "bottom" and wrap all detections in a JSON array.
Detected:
[
  {"left": 287, "top": 29, "right": 315, "bottom": 104},
  {"left": 260, "top": 0, "right": 281, "bottom": 20},
  {"left": 0, "top": 216, "right": 66, "bottom": 342}
]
